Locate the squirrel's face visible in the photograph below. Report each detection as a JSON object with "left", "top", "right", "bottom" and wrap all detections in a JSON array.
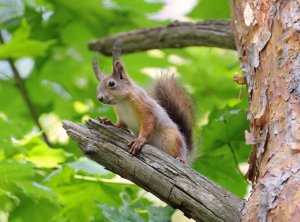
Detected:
[{"left": 96, "top": 60, "right": 132, "bottom": 105}]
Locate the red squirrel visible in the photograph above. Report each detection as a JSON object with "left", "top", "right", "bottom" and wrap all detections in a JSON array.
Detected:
[{"left": 93, "top": 43, "right": 194, "bottom": 162}]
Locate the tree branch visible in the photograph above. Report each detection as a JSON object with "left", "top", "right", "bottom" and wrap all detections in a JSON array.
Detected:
[
  {"left": 62, "top": 118, "right": 244, "bottom": 222},
  {"left": 0, "top": 32, "right": 50, "bottom": 146},
  {"left": 89, "top": 20, "right": 236, "bottom": 56}
]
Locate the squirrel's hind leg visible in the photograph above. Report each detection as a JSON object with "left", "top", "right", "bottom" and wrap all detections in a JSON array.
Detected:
[{"left": 157, "top": 128, "right": 187, "bottom": 162}]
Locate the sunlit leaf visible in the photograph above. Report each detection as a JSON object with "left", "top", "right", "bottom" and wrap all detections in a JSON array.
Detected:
[
  {"left": 67, "top": 157, "right": 111, "bottom": 177},
  {"left": 0, "top": 19, "right": 55, "bottom": 59},
  {"left": 14, "top": 133, "right": 70, "bottom": 168}
]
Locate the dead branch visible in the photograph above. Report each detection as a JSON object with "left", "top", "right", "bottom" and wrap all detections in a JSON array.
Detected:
[
  {"left": 89, "top": 20, "right": 235, "bottom": 56},
  {"left": 62, "top": 118, "right": 244, "bottom": 222}
]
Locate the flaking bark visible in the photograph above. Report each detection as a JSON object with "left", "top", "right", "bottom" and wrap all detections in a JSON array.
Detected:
[
  {"left": 231, "top": 0, "right": 300, "bottom": 220},
  {"left": 62, "top": 119, "right": 244, "bottom": 222}
]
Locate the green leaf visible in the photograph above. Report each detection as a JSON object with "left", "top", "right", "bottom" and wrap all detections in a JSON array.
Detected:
[
  {"left": 0, "top": 19, "right": 55, "bottom": 59},
  {"left": 44, "top": 165, "right": 75, "bottom": 187},
  {"left": 25, "top": 145, "right": 67, "bottom": 168},
  {"left": 16, "top": 181, "right": 58, "bottom": 203},
  {"left": 0, "top": 81, "right": 35, "bottom": 149},
  {"left": 0, "top": 160, "right": 59, "bottom": 203},
  {"left": 8, "top": 197, "right": 59, "bottom": 222},
  {"left": 0, "top": 160, "right": 34, "bottom": 181},
  {"left": 0, "top": 187, "right": 20, "bottom": 206},
  {"left": 100, "top": 192, "right": 145, "bottom": 222},
  {"left": 100, "top": 204, "right": 144, "bottom": 222},
  {"left": 193, "top": 144, "right": 249, "bottom": 197},
  {"left": 193, "top": 107, "right": 251, "bottom": 197},
  {"left": 188, "top": 0, "right": 231, "bottom": 19},
  {"left": 14, "top": 132, "right": 70, "bottom": 168},
  {"left": 54, "top": 182, "right": 123, "bottom": 222},
  {"left": 147, "top": 206, "right": 174, "bottom": 222},
  {"left": 99, "top": 190, "right": 173, "bottom": 222},
  {"left": 67, "top": 157, "right": 111, "bottom": 177},
  {"left": 44, "top": 165, "right": 127, "bottom": 221}
]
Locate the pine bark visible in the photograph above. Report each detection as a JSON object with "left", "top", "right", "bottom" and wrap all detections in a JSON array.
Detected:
[{"left": 231, "top": 0, "right": 300, "bottom": 220}]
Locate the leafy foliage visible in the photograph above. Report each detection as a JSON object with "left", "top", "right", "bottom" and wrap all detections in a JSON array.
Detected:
[
  {"left": 0, "top": 19, "right": 55, "bottom": 59},
  {"left": 0, "top": 0, "right": 250, "bottom": 221},
  {"left": 99, "top": 191, "right": 173, "bottom": 222},
  {"left": 193, "top": 107, "right": 250, "bottom": 196}
]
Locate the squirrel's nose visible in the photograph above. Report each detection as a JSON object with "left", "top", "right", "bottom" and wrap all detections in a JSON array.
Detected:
[{"left": 98, "top": 96, "right": 104, "bottom": 102}]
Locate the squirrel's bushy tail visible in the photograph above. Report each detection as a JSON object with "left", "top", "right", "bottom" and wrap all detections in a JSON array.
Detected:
[{"left": 151, "top": 75, "right": 194, "bottom": 152}]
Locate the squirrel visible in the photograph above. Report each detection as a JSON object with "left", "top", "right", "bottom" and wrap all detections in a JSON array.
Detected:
[{"left": 92, "top": 43, "right": 194, "bottom": 163}]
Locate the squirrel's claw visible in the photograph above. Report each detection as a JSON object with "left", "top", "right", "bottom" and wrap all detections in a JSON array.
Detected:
[
  {"left": 98, "top": 116, "right": 114, "bottom": 126},
  {"left": 128, "top": 137, "right": 146, "bottom": 155},
  {"left": 176, "top": 157, "right": 185, "bottom": 163}
]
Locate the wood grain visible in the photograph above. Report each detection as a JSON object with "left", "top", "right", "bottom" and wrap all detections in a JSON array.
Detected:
[{"left": 63, "top": 118, "right": 244, "bottom": 222}]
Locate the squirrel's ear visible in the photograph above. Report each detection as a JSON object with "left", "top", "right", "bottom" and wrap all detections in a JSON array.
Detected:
[
  {"left": 92, "top": 57, "right": 104, "bottom": 81},
  {"left": 113, "top": 60, "right": 127, "bottom": 80}
]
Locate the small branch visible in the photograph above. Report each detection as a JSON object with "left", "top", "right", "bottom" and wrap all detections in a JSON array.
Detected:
[
  {"left": 233, "top": 72, "right": 246, "bottom": 85},
  {"left": 228, "top": 143, "right": 246, "bottom": 180},
  {"left": 89, "top": 20, "right": 236, "bottom": 56},
  {"left": 0, "top": 32, "right": 50, "bottom": 146},
  {"left": 62, "top": 118, "right": 244, "bottom": 222}
]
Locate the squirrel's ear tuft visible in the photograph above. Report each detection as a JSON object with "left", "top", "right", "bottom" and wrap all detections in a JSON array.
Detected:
[
  {"left": 113, "top": 60, "right": 126, "bottom": 80},
  {"left": 92, "top": 57, "right": 104, "bottom": 81}
]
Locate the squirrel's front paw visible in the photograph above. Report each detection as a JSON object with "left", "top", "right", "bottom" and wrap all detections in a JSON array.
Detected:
[
  {"left": 128, "top": 137, "right": 146, "bottom": 155},
  {"left": 98, "top": 116, "right": 114, "bottom": 126}
]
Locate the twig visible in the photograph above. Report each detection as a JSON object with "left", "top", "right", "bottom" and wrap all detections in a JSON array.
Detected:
[
  {"left": 0, "top": 32, "right": 50, "bottom": 146},
  {"left": 228, "top": 143, "right": 247, "bottom": 180}
]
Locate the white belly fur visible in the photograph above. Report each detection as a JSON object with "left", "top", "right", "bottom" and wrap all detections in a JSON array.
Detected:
[{"left": 115, "top": 101, "right": 140, "bottom": 135}]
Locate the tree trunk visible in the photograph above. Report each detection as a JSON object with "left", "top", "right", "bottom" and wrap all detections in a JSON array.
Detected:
[{"left": 231, "top": 0, "right": 300, "bottom": 221}]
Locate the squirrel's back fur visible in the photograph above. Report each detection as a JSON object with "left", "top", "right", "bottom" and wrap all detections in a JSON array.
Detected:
[{"left": 150, "top": 75, "right": 194, "bottom": 152}]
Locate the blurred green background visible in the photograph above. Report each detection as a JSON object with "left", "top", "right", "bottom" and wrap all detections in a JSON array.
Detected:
[{"left": 0, "top": 0, "right": 250, "bottom": 221}]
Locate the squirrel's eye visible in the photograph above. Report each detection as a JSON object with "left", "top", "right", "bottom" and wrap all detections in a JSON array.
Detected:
[{"left": 108, "top": 80, "right": 116, "bottom": 88}]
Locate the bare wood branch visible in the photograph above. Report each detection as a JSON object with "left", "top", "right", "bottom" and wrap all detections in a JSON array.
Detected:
[
  {"left": 89, "top": 20, "right": 236, "bottom": 56},
  {"left": 62, "top": 118, "right": 244, "bottom": 222}
]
